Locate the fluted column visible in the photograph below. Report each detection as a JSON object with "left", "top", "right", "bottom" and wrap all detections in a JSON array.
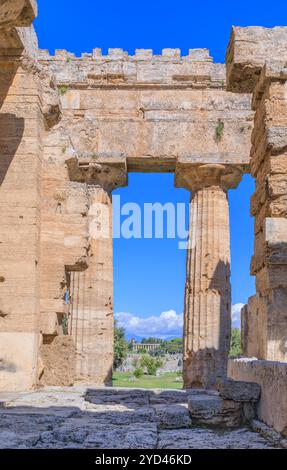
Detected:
[
  {"left": 71, "top": 186, "right": 113, "bottom": 384},
  {"left": 66, "top": 159, "right": 127, "bottom": 385},
  {"left": 175, "top": 163, "right": 243, "bottom": 389}
]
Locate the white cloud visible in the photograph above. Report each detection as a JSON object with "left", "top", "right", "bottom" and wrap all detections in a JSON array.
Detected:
[
  {"left": 116, "top": 303, "right": 245, "bottom": 339},
  {"left": 115, "top": 310, "right": 183, "bottom": 340},
  {"left": 232, "top": 303, "right": 244, "bottom": 329}
]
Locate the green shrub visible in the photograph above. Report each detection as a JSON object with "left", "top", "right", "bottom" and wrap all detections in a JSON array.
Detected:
[
  {"left": 140, "top": 354, "right": 163, "bottom": 376},
  {"left": 215, "top": 120, "right": 224, "bottom": 140},
  {"left": 58, "top": 86, "right": 68, "bottom": 95},
  {"left": 229, "top": 328, "right": 242, "bottom": 358},
  {"left": 134, "top": 368, "right": 144, "bottom": 379},
  {"left": 113, "top": 321, "right": 128, "bottom": 369}
]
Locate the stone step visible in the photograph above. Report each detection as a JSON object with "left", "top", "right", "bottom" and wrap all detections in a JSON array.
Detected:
[
  {"left": 217, "top": 378, "right": 261, "bottom": 402},
  {"left": 188, "top": 393, "right": 244, "bottom": 428},
  {"left": 153, "top": 404, "right": 192, "bottom": 429}
]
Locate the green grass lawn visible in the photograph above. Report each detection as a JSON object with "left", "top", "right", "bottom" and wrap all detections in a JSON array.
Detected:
[{"left": 113, "top": 371, "right": 183, "bottom": 389}]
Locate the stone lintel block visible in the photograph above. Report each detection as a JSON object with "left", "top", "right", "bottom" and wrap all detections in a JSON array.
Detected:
[
  {"left": 217, "top": 377, "right": 261, "bottom": 402},
  {"left": 0, "top": 0, "right": 37, "bottom": 29},
  {"left": 226, "top": 26, "right": 287, "bottom": 92}
]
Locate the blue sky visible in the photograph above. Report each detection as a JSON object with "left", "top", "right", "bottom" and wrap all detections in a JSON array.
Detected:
[{"left": 34, "top": 0, "right": 285, "bottom": 338}]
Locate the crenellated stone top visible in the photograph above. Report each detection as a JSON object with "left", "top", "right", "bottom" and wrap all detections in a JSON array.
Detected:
[{"left": 38, "top": 48, "right": 226, "bottom": 89}]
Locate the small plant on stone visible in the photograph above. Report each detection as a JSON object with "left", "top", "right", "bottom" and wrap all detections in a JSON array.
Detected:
[
  {"left": 215, "top": 119, "right": 224, "bottom": 141},
  {"left": 58, "top": 86, "right": 68, "bottom": 95},
  {"left": 66, "top": 57, "right": 71, "bottom": 63},
  {"left": 62, "top": 313, "right": 69, "bottom": 335}
]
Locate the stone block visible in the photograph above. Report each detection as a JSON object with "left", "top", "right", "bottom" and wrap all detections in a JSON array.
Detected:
[
  {"left": 226, "top": 26, "right": 287, "bottom": 92},
  {"left": 154, "top": 404, "right": 192, "bottom": 429},
  {"left": 217, "top": 378, "right": 261, "bottom": 402},
  {"left": 188, "top": 394, "right": 243, "bottom": 428},
  {"left": 0, "top": 332, "right": 39, "bottom": 391},
  {"left": 228, "top": 358, "right": 287, "bottom": 435},
  {"left": 264, "top": 217, "right": 287, "bottom": 247}
]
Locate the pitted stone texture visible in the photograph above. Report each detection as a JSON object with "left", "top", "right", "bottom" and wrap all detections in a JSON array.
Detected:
[
  {"left": 188, "top": 394, "right": 243, "bottom": 428},
  {"left": 0, "top": 386, "right": 278, "bottom": 449},
  {"left": 228, "top": 359, "right": 287, "bottom": 436},
  {"left": 36, "top": 415, "right": 158, "bottom": 449},
  {"left": 85, "top": 388, "right": 150, "bottom": 408},
  {"left": 217, "top": 378, "right": 261, "bottom": 402},
  {"left": 158, "top": 428, "right": 277, "bottom": 449},
  {"left": 154, "top": 404, "right": 192, "bottom": 429},
  {"left": 0, "top": 1, "right": 37, "bottom": 28}
]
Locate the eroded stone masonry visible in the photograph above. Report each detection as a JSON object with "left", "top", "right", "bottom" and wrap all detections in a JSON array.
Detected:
[{"left": 0, "top": 0, "right": 287, "bottom": 443}]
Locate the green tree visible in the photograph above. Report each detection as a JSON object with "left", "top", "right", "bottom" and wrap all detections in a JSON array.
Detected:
[
  {"left": 229, "top": 328, "right": 242, "bottom": 358},
  {"left": 134, "top": 368, "right": 144, "bottom": 379},
  {"left": 141, "top": 337, "right": 162, "bottom": 344},
  {"left": 113, "top": 321, "right": 128, "bottom": 369},
  {"left": 140, "top": 354, "right": 163, "bottom": 375}
]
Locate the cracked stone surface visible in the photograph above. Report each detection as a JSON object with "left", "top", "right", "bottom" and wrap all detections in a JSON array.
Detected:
[{"left": 0, "top": 387, "right": 278, "bottom": 449}]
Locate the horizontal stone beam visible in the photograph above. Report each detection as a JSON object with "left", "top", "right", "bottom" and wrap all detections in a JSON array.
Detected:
[{"left": 226, "top": 26, "right": 287, "bottom": 93}]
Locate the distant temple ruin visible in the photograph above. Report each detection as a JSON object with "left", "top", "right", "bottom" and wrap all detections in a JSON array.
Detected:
[{"left": 0, "top": 0, "right": 287, "bottom": 437}]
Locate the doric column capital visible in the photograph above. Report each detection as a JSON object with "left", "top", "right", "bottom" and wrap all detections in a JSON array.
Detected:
[
  {"left": 65, "top": 156, "right": 128, "bottom": 192},
  {"left": 175, "top": 163, "right": 244, "bottom": 192}
]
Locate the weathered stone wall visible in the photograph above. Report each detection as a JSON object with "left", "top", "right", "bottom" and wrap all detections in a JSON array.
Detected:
[
  {"left": 227, "top": 27, "right": 287, "bottom": 362},
  {"left": 228, "top": 358, "right": 287, "bottom": 436},
  {"left": 39, "top": 335, "right": 75, "bottom": 386},
  {"left": 4, "top": 2, "right": 287, "bottom": 393},
  {"left": 0, "top": 3, "right": 62, "bottom": 391},
  {"left": 39, "top": 49, "right": 253, "bottom": 171}
]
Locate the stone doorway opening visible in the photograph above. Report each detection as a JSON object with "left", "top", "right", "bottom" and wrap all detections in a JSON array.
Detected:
[{"left": 112, "top": 173, "right": 189, "bottom": 389}]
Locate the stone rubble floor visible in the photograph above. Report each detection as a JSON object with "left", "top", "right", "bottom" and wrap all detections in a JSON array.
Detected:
[{"left": 0, "top": 386, "right": 278, "bottom": 449}]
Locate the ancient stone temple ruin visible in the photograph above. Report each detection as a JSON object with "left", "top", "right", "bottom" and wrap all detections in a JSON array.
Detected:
[{"left": 0, "top": 0, "right": 287, "bottom": 438}]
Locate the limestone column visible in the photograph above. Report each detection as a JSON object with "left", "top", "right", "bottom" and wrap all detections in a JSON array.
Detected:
[
  {"left": 175, "top": 163, "right": 243, "bottom": 389},
  {"left": 66, "top": 159, "right": 127, "bottom": 385}
]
